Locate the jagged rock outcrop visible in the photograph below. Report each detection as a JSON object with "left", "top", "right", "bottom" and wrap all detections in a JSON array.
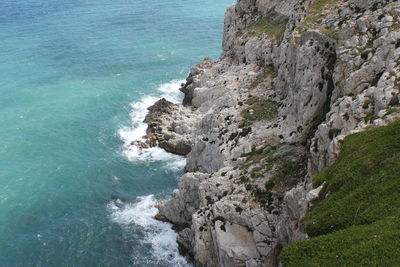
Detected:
[
  {"left": 133, "top": 0, "right": 400, "bottom": 266},
  {"left": 133, "top": 98, "right": 195, "bottom": 155}
]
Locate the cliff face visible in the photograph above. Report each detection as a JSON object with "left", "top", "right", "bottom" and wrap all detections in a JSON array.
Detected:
[{"left": 138, "top": 0, "right": 400, "bottom": 266}]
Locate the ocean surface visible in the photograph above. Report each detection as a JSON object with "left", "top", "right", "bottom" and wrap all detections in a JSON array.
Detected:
[{"left": 0, "top": 0, "right": 233, "bottom": 266}]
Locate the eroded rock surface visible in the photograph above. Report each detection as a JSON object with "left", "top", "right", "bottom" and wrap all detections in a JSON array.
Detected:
[{"left": 133, "top": 0, "right": 400, "bottom": 266}]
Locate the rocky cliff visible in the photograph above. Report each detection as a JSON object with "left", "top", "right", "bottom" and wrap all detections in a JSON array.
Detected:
[{"left": 136, "top": 0, "right": 400, "bottom": 266}]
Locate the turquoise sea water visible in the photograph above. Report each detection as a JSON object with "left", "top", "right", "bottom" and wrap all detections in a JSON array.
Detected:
[{"left": 0, "top": 0, "right": 232, "bottom": 266}]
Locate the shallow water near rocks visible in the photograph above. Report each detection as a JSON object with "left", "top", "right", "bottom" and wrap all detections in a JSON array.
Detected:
[{"left": 0, "top": 0, "right": 232, "bottom": 265}]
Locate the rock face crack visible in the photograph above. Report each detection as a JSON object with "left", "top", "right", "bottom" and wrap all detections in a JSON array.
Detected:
[{"left": 135, "top": 0, "right": 400, "bottom": 266}]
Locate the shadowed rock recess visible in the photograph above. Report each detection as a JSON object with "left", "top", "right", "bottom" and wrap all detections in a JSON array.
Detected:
[{"left": 137, "top": 0, "right": 400, "bottom": 265}]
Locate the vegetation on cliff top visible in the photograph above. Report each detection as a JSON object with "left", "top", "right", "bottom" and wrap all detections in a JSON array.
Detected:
[
  {"left": 244, "top": 11, "right": 288, "bottom": 42},
  {"left": 280, "top": 120, "right": 400, "bottom": 266}
]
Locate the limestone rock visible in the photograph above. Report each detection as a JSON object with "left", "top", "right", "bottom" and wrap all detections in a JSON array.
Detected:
[
  {"left": 214, "top": 222, "right": 260, "bottom": 267},
  {"left": 145, "top": 0, "right": 400, "bottom": 266}
]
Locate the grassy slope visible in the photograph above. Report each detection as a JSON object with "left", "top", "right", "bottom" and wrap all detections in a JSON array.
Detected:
[{"left": 280, "top": 120, "right": 400, "bottom": 266}]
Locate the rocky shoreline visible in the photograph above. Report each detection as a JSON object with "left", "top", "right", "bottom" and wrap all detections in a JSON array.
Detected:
[{"left": 134, "top": 0, "right": 400, "bottom": 265}]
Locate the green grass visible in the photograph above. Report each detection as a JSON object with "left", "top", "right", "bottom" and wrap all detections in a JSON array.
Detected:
[
  {"left": 390, "top": 21, "right": 400, "bottom": 31},
  {"left": 249, "top": 67, "right": 277, "bottom": 89},
  {"left": 239, "top": 144, "right": 306, "bottom": 207},
  {"left": 298, "top": 0, "right": 338, "bottom": 37},
  {"left": 241, "top": 98, "right": 278, "bottom": 124},
  {"left": 303, "top": 0, "right": 336, "bottom": 27},
  {"left": 274, "top": 160, "right": 307, "bottom": 192},
  {"left": 321, "top": 27, "right": 339, "bottom": 40},
  {"left": 246, "top": 18, "right": 287, "bottom": 41},
  {"left": 280, "top": 120, "right": 400, "bottom": 266},
  {"left": 364, "top": 112, "right": 377, "bottom": 124},
  {"left": 281, "top": 216, "right": 400, "bottom": 266},
  {"left": 384, "top": 107, "right": 400, "bottom": 118},
  {"left": 244, "top": 11, "right": 288, "bottom": 42}
]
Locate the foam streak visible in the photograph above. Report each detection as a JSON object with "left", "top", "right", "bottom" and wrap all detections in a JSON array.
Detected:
[{"left": 107, "top": 195, "right": 191, "bottom": 266}]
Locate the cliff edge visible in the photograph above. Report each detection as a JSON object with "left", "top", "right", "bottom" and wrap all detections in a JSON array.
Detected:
[{"left": 135, "top": 0, "right": 400, "bottom": 265}]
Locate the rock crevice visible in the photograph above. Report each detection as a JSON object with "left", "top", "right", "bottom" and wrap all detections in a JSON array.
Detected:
[{"left": 134, "top": 0, "right": 400, "bottom": 265}]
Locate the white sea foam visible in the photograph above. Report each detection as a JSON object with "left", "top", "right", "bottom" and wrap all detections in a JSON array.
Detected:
[
  {"left": 107, "top": 195, "right": 192, "bottom": 266},
  {"left": 114, "top": 79, "right": 189, "bottom": 265},
  {"left": 117, "top": 79, "right": 186, "bottom": 169}
]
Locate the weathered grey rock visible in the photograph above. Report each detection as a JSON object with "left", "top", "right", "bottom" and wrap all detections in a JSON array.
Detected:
[
  {"left": 140, "top": 0, "right": 400, "bottom": 266},
  {"left": 157, "top": 172, "right": 208, "bottom": 224},
  {"left": 245, "top": 258, "right": 259, "bottom": 267},
  {"left": 138, "top": 98, "right": 196, "bottom": 155},
  {"left": 214, "top": 222, "right": 260, "bottom": 267},
  {"left": 177, "top": 228, "right": 193, "bottom": 257},
  {"left": 181, "top": 57, "right": 217, "bottom": 106}
]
